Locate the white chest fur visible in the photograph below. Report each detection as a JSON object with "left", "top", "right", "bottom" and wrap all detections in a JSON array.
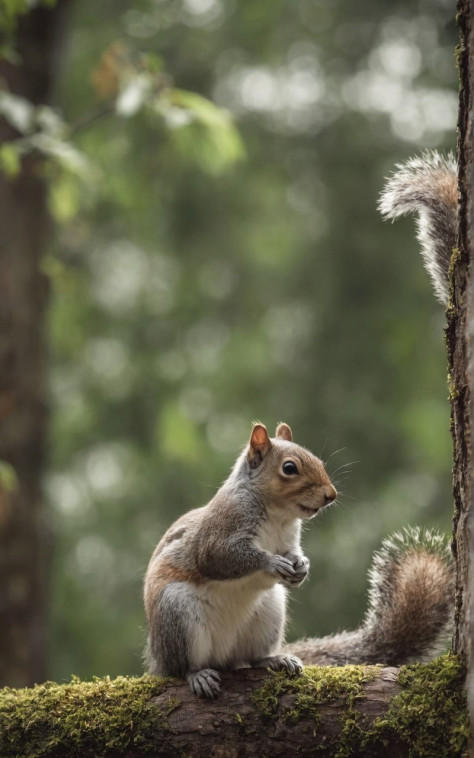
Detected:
[
  {"left": 190, "top": 576, "right": 285, "bottom": 669},
  {"left": 254, "top": 512, "right": 301, "bottom": 556}
]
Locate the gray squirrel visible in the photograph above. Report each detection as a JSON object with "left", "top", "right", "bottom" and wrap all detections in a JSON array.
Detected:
[
  {"left": 144, "top": 422, "right": 337, "bottom": 698},
  {"left": 144, "top": 152, "right": 456, "bottom": 697}
]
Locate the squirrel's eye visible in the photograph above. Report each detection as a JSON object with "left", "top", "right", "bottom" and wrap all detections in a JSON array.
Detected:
[{"left": 282, "top": 460, "right": 299, "bottom": 476}]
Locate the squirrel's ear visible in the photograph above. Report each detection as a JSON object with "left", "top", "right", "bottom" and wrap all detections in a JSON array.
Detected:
[
  {"left": 275, "top": 423, "right": 293, "bottom": 442},
  {"left": 248, "top": 423, "right": 272, "bottom": 469}
]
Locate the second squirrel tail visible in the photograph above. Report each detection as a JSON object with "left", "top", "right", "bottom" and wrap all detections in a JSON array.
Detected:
[
  {"left": 284, "top": 527, "right": 454, "bottom": 666},
  {"left": 378, "top": 151, "right": 458, "bottom": 305}
]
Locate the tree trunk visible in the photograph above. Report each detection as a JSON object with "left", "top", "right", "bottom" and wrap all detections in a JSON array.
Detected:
[
  {"left": 0, "top": 0, "right": 70, "bottom": 688},
  {"left": 451, "top": 7, "right": 474, "bottom": 751},
  {"left": 450, "top": 0, "right": 472, "bottom": 666}
]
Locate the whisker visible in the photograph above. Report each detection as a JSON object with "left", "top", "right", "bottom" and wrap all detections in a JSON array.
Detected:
[
  {"left": 318, "top": 438, "right": 329, "bottom": 459},
  {"left": 332, "top": 470, "right": 353, "bottom": 480},
  {"left": 330, "top": 472, "right": 353, "bottom": 484},
  {"left": 333, "top": 490, "right": 359, "bottom": 503},
  {"left": 323, "top": 447, "right": 347, "bottom": 465},
  {"left": 332, "top": 481, "right": 351, "bottom": 492},
  {"left": 329, "top": 460, "right": 359, "bottom": 478}
]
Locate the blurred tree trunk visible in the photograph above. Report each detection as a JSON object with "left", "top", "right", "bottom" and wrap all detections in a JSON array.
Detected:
[
  {"left": 451, "top": 0, "right": 474, "bottom": 738},
  {"left": 0, "top": 0, "right": 71, "bottom": 688}
]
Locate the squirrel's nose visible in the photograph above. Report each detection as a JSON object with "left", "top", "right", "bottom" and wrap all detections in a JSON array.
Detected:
[{"left": 324, "top": 485, "right": 337, "bottom": 504}]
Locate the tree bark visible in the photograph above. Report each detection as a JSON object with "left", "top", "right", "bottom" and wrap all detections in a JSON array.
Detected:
[
  {"left": 451, "top": 0, "right": 472, "bottom": 665},
  {"left": 0, "top": 0, "right": 71, "bottom": 688},
  {"left": 148, "top": 668, "right": 402, "bottom": 758},
  {"left": 450, "top": 0, "right": 474, "bottom": 745}
]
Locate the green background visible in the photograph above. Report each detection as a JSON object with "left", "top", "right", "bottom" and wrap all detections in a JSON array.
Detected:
[{"left": 36, "top": 0, "right": 457, "bottom": 680}]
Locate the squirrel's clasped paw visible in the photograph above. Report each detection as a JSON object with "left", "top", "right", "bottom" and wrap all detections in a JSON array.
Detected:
[{"left": 283, "top": 553, "right": 310, "bottom": 586}]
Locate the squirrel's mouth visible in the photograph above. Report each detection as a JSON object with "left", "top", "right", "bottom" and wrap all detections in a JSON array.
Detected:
[{"left": 298, "top": 504, "right": 319, "bottom": 517}]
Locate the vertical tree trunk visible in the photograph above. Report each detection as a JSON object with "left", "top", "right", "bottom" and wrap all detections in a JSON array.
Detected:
[
  {"left": 450, "top": 0, "right": 472, "bottom": 661},
  {"left": 451, "top": 0, "right": 474, "bottom": 737},
  {"left": 0, "top": 1, "right": 70, "bottom": 688}
]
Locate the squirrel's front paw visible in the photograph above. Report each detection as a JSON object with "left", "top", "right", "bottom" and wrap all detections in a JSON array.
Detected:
[
  {"left": 270, "top": 554, "right": 297, "bottom": 584},
  {"left": 281, "top": 553, "right": 310, "bottom": 586}
]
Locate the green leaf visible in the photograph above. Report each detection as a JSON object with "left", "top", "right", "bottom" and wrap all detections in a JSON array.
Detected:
[
  {"left": 161, "top": 88, "right": 245, "bottom": 172},
  {"left": 116, "top": 73, "right": 153, "bottom": 117},
  {"left": 0, "top": 142, "right": 21, "bottom": 176},
  {"left": 171, "top": 88, "right": 235, "bottom": 129},
  {"left": 170, "top": 119, "right": 245, "bottom": 173},
  {"left": 0, "top": 461, "right": 18, "bottom": 493},
  {"left": 0, "top": 0, "right": 29, "bottom": 35},
  {"left": 35, "top": 104, "right": 66, "bottom": 137},
  {"left": 30, "top": 133, "right": 94, "bottom": 178},
  {"left": 0, "top": 91, "right": 34, "bottom": 133}
]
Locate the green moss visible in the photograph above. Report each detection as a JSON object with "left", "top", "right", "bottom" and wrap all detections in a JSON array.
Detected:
[
  {"left": 455, "top": 43, "right": 466, "bottom": 72},
  {"left": 0, "top": 657, "right": 467, "bottom": 757},
  {"left": 0, "top": 674, "right": 177, "bottom": 758},
  {"left": 252, "top": 663, "right": 379, "bottom": 722},
  {"left": 447, "top": 247, "right": 462, "bottom": 317},
  {"left": 251, "top": 655, "right": 467, "bottom": 756},
  {"left": 370, "top": 654, "right": 468, "bottom": 758},
  {"left": 448, "top": 371, "right": 459, "bottom": 401}
]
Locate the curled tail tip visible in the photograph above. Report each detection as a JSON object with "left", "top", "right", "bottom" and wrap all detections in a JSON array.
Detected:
[
  {"left": 374, "top": 525, "right": 452, "bottom": 561},
  {"left": 366, "top": 526, "right": 454, "bottom": 663},
  {"left": 369, "top": 526, "right": 453, "bottom": 588},
  {"left": 378, "top": 150, "right": 457, "bottom": 220},
  {"left": 378, "top": 150, "right": 457, "bottom": 306}
]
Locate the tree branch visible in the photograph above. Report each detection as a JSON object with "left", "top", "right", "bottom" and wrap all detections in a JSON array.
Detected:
[
  {"left": 0, "top": 658, "right": 467, "bottom": 757},
  {"left": 69, "top": 101, "right": 115, "bottom": 135}
]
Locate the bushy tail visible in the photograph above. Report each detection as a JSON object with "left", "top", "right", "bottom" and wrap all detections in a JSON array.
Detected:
[
  {"left": 378, "top": 151, "right": 458, "bottom": 305},
  {"left": 284, "top": 527, "right": 454, "bottom": 666}
]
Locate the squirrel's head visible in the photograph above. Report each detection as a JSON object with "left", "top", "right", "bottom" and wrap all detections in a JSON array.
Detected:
[{"left": 246, "top": 422, "right": 337, "bottom": 520}]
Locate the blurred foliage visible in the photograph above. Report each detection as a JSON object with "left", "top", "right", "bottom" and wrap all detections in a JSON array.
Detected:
[
  {"left": 0, "top": 0, "right": 57, "bottom": 60},
  {"left": 3, "top": 0, "right": 458, "bottom": 680}
]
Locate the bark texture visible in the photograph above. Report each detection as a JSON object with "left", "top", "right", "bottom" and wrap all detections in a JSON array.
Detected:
[
  {"left": 451, "top": 0, "right": 472, "bottom": 666},
  {"left": 0, "top": 1, "right": 70, "bottom": 688}
]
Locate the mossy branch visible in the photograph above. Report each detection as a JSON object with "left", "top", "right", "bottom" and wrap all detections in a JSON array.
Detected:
[{"left": 0, "top": 655, "right": 467, "bottom": 758}]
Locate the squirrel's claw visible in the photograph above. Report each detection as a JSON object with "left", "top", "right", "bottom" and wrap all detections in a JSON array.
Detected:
[
  {"left": 188, "top": 668, "right": 221, "bottom": 699},
  {"left": 252, "top": 653, "right": 304, "bottom": 676}
]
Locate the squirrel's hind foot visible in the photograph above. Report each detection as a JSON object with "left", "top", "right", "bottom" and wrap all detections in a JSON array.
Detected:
[{"left": 187, "top": 668, "right": 221, "bottom": 699}]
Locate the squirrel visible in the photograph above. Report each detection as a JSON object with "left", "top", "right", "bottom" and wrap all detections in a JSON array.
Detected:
[
  {"left": 144, "top": 422, "right": 337, "bottom": 698},
  {"left": 144, "top": 152, "right": 456, "bottom": 695}
]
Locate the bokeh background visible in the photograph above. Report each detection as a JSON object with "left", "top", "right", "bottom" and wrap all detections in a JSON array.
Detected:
[{"left": 2, "top": 0, "right": 458, "bottom": 683}]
